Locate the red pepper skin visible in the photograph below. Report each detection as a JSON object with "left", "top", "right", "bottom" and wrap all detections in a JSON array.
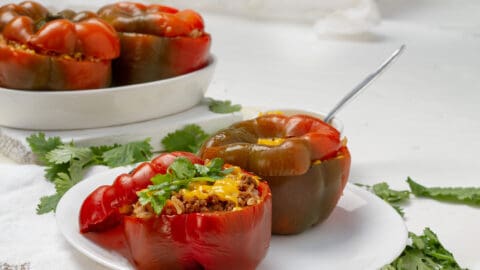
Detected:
[
  {"left": 200, "top": 114, "right": 351, "bottom": 234},
  {"left": 81, "top": 153, "right": 272, "bottom": 270},
  {"left": 0, "top": 39, "right": 114, "bottom": 90},
  {"left": 120, "top": 181, "right": 271, "bottom": 270},
  {"left": 98, "top": 2, "right": 211, "bottom": 86},
  {"left": 79, "top": 151, "right": 202, "bottom": 233},
  {"left": 0, "top": 1, "right": 120, "bottom": 90}
]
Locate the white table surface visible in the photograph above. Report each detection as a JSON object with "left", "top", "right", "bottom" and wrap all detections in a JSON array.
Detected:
[{"left": 1, "top": 0, "right": 479, "bottom": 269}]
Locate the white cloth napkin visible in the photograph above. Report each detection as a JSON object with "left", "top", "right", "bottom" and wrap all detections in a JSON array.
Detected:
[{"left": 0, "top": 164, "right": 108, "bottom": 270}]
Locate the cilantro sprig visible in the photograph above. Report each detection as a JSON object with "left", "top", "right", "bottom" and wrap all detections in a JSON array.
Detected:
[
  {"left": 161, "top": 124, "right": 209, "bottom": 153},
  {"left": 357, "top": 177, "right": 480, "bottom": 218},
  {"left": 357, "top": 178, "right": 473, "bottom": 269},
  {"left": 207, "top": 98, "right": 242, "bottom": 114},
  {"left": 137, "top": 157, "right": 233, "bottom": 214},
  {"left": 27, "top": 133, "right": 153, "bottom": 214},
  {"left": 355, "top": 182, "right": 410, "bottom": 217},
  {"left": 382, "top": 228, "right": 466, "bottom": 270},
  {"left": 407, "top": 177, "right": 480, "bottom": 206}
]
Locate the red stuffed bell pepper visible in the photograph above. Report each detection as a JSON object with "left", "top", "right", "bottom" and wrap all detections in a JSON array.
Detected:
[
  {"left": 0, "top": 1, "right": 120, "bottom": 90},
  {"left": 200, "top": 113, "right": 351, "bottom": 235},
  {"left": 80, "top": 152, "right": 271, "bottom": 270},
  {"left": 98, "top": 2, "right": 211, "bottom": 86}
]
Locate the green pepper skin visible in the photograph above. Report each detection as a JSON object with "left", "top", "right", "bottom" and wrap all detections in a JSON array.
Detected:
[
  {"left": 97, "top": 2, "right": 211, "bottom": 86},
  {"left": 200, "top": 114, "right": 351, "bottom": 234},
  {"left": 265, "top": 147, "right": 350, "bottom": 234},
  {"left": 111, "top": 32, "right": 211, "bottom": 86}
]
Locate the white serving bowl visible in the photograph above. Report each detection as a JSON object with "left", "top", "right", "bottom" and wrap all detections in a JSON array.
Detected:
[{"left": 0, "top": 56, "right": 216, "bottom": 130}]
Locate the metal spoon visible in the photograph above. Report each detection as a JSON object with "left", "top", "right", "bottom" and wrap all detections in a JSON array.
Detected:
[{"left": 323, "top": 44, "right": 406, "bottom": 123}]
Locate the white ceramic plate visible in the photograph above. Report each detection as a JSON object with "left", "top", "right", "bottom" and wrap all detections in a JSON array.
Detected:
[
  {"left": 57, "top": 168, "right": 408, "bottom": 270},
  {"left": 0, "top": 57, "right": 215, "bottom": 130}
]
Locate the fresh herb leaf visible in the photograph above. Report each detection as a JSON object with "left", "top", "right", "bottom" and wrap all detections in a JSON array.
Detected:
[
  {"left": 207, "top": 98, "right": 242, "bottom": 114},
  {"left": 53, "top": 172, "right": 79, "bottom": 193},
  {"left": 407, "top": 177, "right": 480, "bottom": 206},
  {"left": 151, "top": 174, "right": 173, "bottom": 186},
  {"left": 90, "top": 144, "right": 119, "bottom": 165},
  {"left": 102, "top": 139, "right": 152, "bottom": 167},
  {"left": 168, "top": 157, "right": 197, "bottom": 179},
  {"left": 27, "top": 133, "right": 154, "bottom": 214},
  {"left": 44, "top": 163, "right": 69, "bottom": 183},
  {"left": 26, "top": 132, "right": 62, "bottom": 164},
  {"left": 198, "top": 157, "right": 234, "bottom": 179},
  {"left": 392, "top": 205, "right": 406, "bottom": 218},
  {"left": 161, "top": 124, "right": 210, "bottom": 153},
  {"left": 45, "top": 144, "right": 93, "bottom": 165},
  {"left": 36, "top": 193, "right": 63, "bottom": 214},
  {"left": 372, "top": 182, "right": 410, "bottom": 203},
  {"left": 383, "top": 228, "right": 467, "bottom": 270},
  {"left": 138, "top": 157, "right": 232, "bottom": 214},
  {"left": 355, "top": 182, "right": 410, "bottom": 217},
  {"left": 36, "top": 173, "right": 79, "bottom": 214}
]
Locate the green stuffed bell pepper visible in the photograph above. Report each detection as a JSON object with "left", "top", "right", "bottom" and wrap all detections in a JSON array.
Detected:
[
  {"left": 98, "top": 2, "right": 211, "bottom": 86},
  {"left": 200, "top": 113, "right": 351, "bottom": 234}
]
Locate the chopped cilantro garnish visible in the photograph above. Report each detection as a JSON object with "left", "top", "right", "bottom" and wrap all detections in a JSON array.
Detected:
[
  {"left": 407, "top": 177, "right": 480, "bottom": 206},
  {"left": 355, "top": 182, "right": 410, "bottom": 217},
  {"left": 137, "top": 157, "right": 232, "bottom": 214}
]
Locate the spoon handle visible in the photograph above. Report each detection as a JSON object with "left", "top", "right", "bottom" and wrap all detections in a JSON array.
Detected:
[{"left": 323, "top": 44, "right": 406, "bottom": 123}]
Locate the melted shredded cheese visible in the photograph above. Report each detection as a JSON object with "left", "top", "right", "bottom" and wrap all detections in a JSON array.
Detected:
[
  {"left": 257, "top": 137, "right": 285, "bottom": 146},
  {"left": 179, "top": 166, "right": 259, "bottom": 208},
  {"left": 258, "top": 110, "right": 284, "bottom": 117}
]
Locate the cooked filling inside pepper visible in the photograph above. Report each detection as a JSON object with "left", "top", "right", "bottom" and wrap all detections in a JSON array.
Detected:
[
  {"left": 129, "top": 158, "right": 262, "bottom": 218},
  {"left": 4, "top": 38, "right": 98, "bottom": 61}
]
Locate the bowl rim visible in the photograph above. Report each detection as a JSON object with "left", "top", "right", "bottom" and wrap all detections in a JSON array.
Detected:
[{"left": 0, "top": 55, "right": 216, "bottom": 96}]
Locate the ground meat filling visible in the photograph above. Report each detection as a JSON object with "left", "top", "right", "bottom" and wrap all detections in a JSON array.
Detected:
[
  {"left": 132, "top": 171, "right": 262, "bottom": 217},
  {"left": 3, "top": 38, "right": 98, "bottom": 61},
  {"left": 164, "top": 194, "right": 237, "bottom": 215}
]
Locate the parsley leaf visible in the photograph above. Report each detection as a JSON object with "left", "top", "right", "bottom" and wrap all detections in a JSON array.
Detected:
[
  {"left": 27, "top": 133, "right": 154, "bottom": 214},
  {"left": 168, "top": 157, "right": 197, "bottom": 179},
  {"left": 383, "top": 228, "right": 466, "bottom": 270},
  {"left": 89, "top": 144, "right": 119, "bottom": 165},
  {"left": 161, "top": 124, "right": 209, "bottom": 153},
  {"left": 45, "top": 144, "right": 93, "bottom": 165},
  {"left": 44, "top": 163, "right": 69, "bottom": 183},
  {"left": 207, "top": 98, "right": 242, "bottom": 114},
  {"left": 138, "top": 157, "right": 231, "bottom": 214},
  {"left": 102, "top": 139, "right": 152, "bottom": 167},
  {"left": 26, "top": 132, "right": 63, "bottom": 164},
  {"left": 407, "top": 177, "right": 480, "bottom": 206},
  {"left": 36, "top": 194, "right": 63, "bottom": 214},
  {"left": 36, "top": 173, "right": 80, "bottom": 214},
  {"left": 355, "top": 182, "right": 410, "bottom": 217}
]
